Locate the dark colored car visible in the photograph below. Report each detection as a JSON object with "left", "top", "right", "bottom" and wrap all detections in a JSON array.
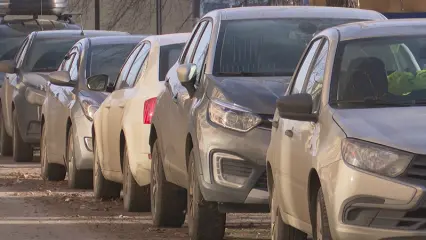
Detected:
[
  {"left": 148, "top": 6, "right": 387, "bottom": 240},
  {"left": 0, "top": 30, "right": 129, "bottom": 163},
  {"left": 39, "top": 35, "right": 147, "bottom": 189},
  {"left": 0, "top": 16, "right": 80, "bottom": 86}
]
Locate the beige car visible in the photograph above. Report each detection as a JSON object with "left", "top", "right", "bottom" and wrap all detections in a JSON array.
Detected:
[{"left": 267, "top": 19, "right": 426, "bottom": 240}]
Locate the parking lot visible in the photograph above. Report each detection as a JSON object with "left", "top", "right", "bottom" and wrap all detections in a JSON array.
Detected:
[{"left": 0, "top": 155, "right": 270, "bottom": 240}]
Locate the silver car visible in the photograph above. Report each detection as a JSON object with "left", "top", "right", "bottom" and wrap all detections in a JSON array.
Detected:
[{"left": 39, "top": 35, "right": 146, "bottom": 189}]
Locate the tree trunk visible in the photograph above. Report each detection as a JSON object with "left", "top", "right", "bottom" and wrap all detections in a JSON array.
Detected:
[{"left": 325, "top": 0, "right": 358, "bottom": 8}]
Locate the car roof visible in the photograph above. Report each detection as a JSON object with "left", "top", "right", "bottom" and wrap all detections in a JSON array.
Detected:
[
  {"left": 204, "top": 6, "right": 386, "bottom": 21},
  {"left": 87, "top": 35, "right": 149, "bottom": 46},
  {"left": 0, "top": 18, "right": 80, "bottom": 37},
  {"left": 145, "top": 33, "right": 191, "bottom": 46},
  {"left": 332, "top": 19, "right": 426, "bottom": 41},
  {"left": 34, "top": 30, "right": 129, "bottom": 39}
]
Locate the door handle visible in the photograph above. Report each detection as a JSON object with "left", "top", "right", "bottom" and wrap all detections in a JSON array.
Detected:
[
  {"left": 118, "top": 105, "right": 124, "bottom": 108},
  {"left": 55, "top": 93, "right": 59, "bottom": 98},
  {"left": 272, "top": 120, "right": 279, "bottom": 128},
  {"left": 285, "top": 129, "right": 293, "bottom": 138}
]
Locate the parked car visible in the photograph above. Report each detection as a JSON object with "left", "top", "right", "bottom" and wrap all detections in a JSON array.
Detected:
[
  {"left": 148, "top": 6, "right": 387, "bottom": 240},
  {"left": 0, "top": 15, "right": 80, "bottom": 87},
  {"left": 38, "top": 35, "right": 146, "bottom": 189},
  {"left": 267, "top": 19, "right": 426, "bottom": 240},
  {"left": 90, "top": 33, "right": 189, "bottom": 211},
  {"left": 0, "top": 30, "right": 129, "bottom": 162}
]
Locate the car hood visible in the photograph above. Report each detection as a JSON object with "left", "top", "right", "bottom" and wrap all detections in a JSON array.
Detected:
[
  {"left": 333, "top": 107, "right": 426, "bottom": 154},
  {"left": 79, "top": 90, "right": 110, "bottom": 105},
  {"left": 206, "top": 75, "right": 291, "bottom": 115}
]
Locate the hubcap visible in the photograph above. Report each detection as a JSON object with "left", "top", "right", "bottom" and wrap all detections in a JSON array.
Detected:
[
  {"left": 68, "top": 134, "right": 74, "bottom": 178},
  {"left": 123, "top": 152, "right": 129, "bottom": 197},
  {"left": 41, "top": 128, "right": 47, "bottom": 175},
  {"left": 316, "top": 199, "right": 323, "bottom": 240},
  {"left": 188, "top": 160, "right": 195, "bottom": 233}
]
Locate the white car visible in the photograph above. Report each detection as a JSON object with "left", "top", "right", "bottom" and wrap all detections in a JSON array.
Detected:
[{"left": 89, "top": 33, "right": 190, "bottom": 212}]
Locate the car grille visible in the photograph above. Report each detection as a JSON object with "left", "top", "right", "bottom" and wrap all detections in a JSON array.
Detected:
[
  {"left": 253, "top": 171, "right": 267, "bottom": 190},
  {"left": 402, "top": 155, "right": 426, "bottom": 183}
]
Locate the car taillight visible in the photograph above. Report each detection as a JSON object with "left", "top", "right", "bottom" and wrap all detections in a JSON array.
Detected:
[{"left": 143, "top": 97, "right": 157, "bottom": 124}]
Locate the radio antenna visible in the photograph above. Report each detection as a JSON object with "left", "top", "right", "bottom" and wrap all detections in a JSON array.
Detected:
[
  {"left": 40, "top": 0, "right": 43, "bottom": 16},
  {"left": 79, "top": 14, "right": 84, "bottom": 36}
]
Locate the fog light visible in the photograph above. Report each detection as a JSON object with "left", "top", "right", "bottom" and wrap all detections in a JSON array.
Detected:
[
  {"left": 212, "top": 152, "right": 252, "bottom": 189},
  {"left": 84, "top": 137, "right": 93, "bottom": 151}
]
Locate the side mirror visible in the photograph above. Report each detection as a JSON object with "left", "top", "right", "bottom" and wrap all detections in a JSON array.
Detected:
[
  {"left": 0, "top": 60, "right": 17, "bottom": 74},
  {"left": 49, "top": 71, "right": 74, "bottom": 87},
  {"left": 25, "top": 87, "right": 45, "bottom": 106},
  {"left": 276, "top": 93, "right": 318, "bottom": 122},
  {"left": 87, "top": 74, "right": 109, "bottom": 92},
  {"left": 177, "top": 63, "right": 197, "bottom": 97}
]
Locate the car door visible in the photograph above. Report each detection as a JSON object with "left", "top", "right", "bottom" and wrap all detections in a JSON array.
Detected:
[
  {"left": 2, "top": 36, "right": 31, "bottom": 135},
  {"left": 161, "top": 21, "right": 207, "bottom": 184},
  {"left": 166, "top": 20, "right": 213, "bottom": 186},
  {"left": 103, "top": 43, "right": 150, "bottom": 172},
  {"left": 275, "top": 38, "right": 324, "bottom": 223},
  {"left": 45, "top": 48, "right": 76, "bottom": 159}
]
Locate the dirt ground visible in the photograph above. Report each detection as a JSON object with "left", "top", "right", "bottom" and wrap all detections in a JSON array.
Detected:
[{"left": 0, "top": 155, "right": 270, "bottom": 240}]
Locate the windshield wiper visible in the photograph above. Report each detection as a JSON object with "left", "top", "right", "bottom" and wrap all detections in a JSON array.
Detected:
[
  {"left": 216, "top": 71, "right": 293, "bottom": 77},
  {"left": 331, "top": 97, "right": 412, "bottom": 107}
]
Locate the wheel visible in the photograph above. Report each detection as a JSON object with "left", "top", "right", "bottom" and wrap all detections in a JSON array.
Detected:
[
  {"left": 93, "top": 139, "right": 121, "bottom": 200},
  {"left": 0, "top": 108, "right": 12, "bottom": 156},
  {"left": 12, "top": 110, "right": 33, "bottom": 162},
  {"left": 123, "top": 144, "right": 150, "bottom": 212},
  {"left": 314, "top": 187, "right": 333, "bottom": 240},
  {"left": 40, "top": 123, "right": 66, "bottom": 181},
  {"left": 67, "top": 126, "right": 92, "bottom": 189},
  {"left": 271, "top": 184, "right": 307, "bottom": 240},
  {"left": 187, "top": 149, "right": 226, "bottom": 240},
  {"left": 150, "top": 139, "right": 186, "bottom": 227}
]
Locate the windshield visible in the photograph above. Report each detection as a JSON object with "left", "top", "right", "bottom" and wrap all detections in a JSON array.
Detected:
[
  {"left": 89, "top": 43, "right": 138, "bottom": 81},
  {"left": 159, "top": 43, "right": 185, "bottom": 81},
  {"left": 0, "top": 37, "right": 26, "bottom": 61},
  {"left": 24, "top": 37, "right": 82, "bottom": 72},
  {"left": 213, "top": 18, "right": 368, "bottom": 77},
  {"left": 331, "top": 36, "right": 426, "bottom": 108}
]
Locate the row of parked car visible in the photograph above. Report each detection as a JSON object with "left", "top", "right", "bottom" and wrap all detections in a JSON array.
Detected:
[{"left": 1, "top": 4, "right": 426, "bottom": 240}]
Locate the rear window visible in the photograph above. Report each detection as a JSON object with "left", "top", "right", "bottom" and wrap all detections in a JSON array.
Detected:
[
  {"left": 24, "top": 37, "right": 83, "bottom": 72},
  {"left": 89, "top": 43, "right": 138, "bottom": 81},
  {"left": 159, "top": 43, "right": 185, "bottom": 81},
  {"left": 213, "top": 18, "right": 368, "bottom": 77}
]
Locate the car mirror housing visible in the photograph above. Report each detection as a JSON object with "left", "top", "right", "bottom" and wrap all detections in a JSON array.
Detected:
[
  {"left": 177, "top": 63, "right": 197, "bottom": 97},
  {"left": 87, "top": 74, "right": 109, "bottom": 92},
  {"left": 0, "top": 60, "right": 17, "bottom": 74},
  {"left": 276, "top": 93, "right": 318, "bottom": 122},
  {"left": 49, "top": 71, "right": 75, "bottom": 87}
]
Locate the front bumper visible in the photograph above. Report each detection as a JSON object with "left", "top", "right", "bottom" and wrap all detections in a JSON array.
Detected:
[
  {"left": 71, "top": 112, "right": 94, "bottom": 170},
  {"left": 195, "top": 112, "right": 271, "bottom": 209},
  {"left": 321, "top": 160, "right": 426, "bottom": 240}
]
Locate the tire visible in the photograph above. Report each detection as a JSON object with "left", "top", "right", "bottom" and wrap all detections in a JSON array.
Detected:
[
  {"left": 40, "top": 123, "right": 66, "bottom": 181},
  {"left": 67, "top": 126, "right": 92, "bottom": 189},
  {"left": 93, "top": 139, "right": 121, "bottom": 200},
  {"left": 123, "top": 144, "right": 150, "bottom": 212},
  {"left": 150, "top": 139, "right": 186, "bottom": 227},
  {"left": 314, "top": 187, "right": 333, "bottom": 240},
  {"left": 187, "top": 149, "right": 226, "bottom": 240},
  {"left": 271, "top": 185, "right": 307, "bottom": 240},
  {"left": 12, "top": 110, "right": 33, "bottom": 162},
  {"left": 0, "top": 109, "right": 12, "bottom": 156}
]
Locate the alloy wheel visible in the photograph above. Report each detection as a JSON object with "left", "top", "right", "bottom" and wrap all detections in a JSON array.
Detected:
[
  {"left": 67, "top": 134, "right": 74, "bottom": 178},
  {"left": 151, "top": 153, "right": 158, "bottom": 214},
  {"left": 40, "top": 127, "right": 47, "bottom": 178},
  {"left": 316, "top": 199, "right": 323, "bottom": 240},
  {"left": 188, "top": 159, "right": 195, "bottom": 234}
]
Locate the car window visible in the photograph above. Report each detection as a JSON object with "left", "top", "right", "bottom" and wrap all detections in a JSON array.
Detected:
[
  {"left": 159, "top": 43, "right": 185, "bottom": 81},
  {"left": 14, "top": 37, "right": 29, "bottom": 63},
  {"left": 16, "top": 38, "right": 30, "bottom": 68},
  {"left": 331, "top": 36, "right": 426, "bottom": 108},
  {"left": 69, "top": 48, "right": 80, "bottom": 81},
  {"left": 305, "top": 40, "right": 329, "bottom": 113},
  {"left": 191, "top": 21, "right": 212, "bottom": 84},
  {"left": 24, "top": 37, "right": 83, "bottom": 72},
  {"left": 114, "top": 43, "right": 143, "bottom": 90},
  {"left": 89, "top": 43, "right": 137, "bottom": 83},
  {"left": 120, "top": 42, "right": 150, "bottom": 89},
  {"left": 291, "top": 39, "right": 321, "bottom": 95},
  {"left": 182, "top": 21, "right": 207, "bottom": 64},
  {"left": 213, "top": 18, "right": 366, "bottom": 77},
  {"left": 59, "top": 51, "right": 76, "bottom": 72},
  {"left": 0, "top": 37, "right": 26, "bottom": 62}
]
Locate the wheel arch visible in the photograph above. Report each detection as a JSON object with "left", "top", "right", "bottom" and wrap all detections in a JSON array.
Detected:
[
  {"left": 65, "top": 117, "right": 72, "bottom": 147},
  {"left": 119, "top": 129, "right": 125, "bottom": 173},
  {"left": 185, "top": 133, "right": 193, "bottom": 170},
  {"left": 308, "top": 168, "right": 321, "bottom": 224}
]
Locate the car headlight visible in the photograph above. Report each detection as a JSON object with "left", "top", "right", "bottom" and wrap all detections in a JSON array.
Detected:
[
  {"left": 341, "top": 138, "right": 413, "bottom": 177},
  {"left": 208, "top": 99, "right": 261, "bottom": 132},
  {"left": 79, "top": 97, "right": 99, "bottom": 121}
]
